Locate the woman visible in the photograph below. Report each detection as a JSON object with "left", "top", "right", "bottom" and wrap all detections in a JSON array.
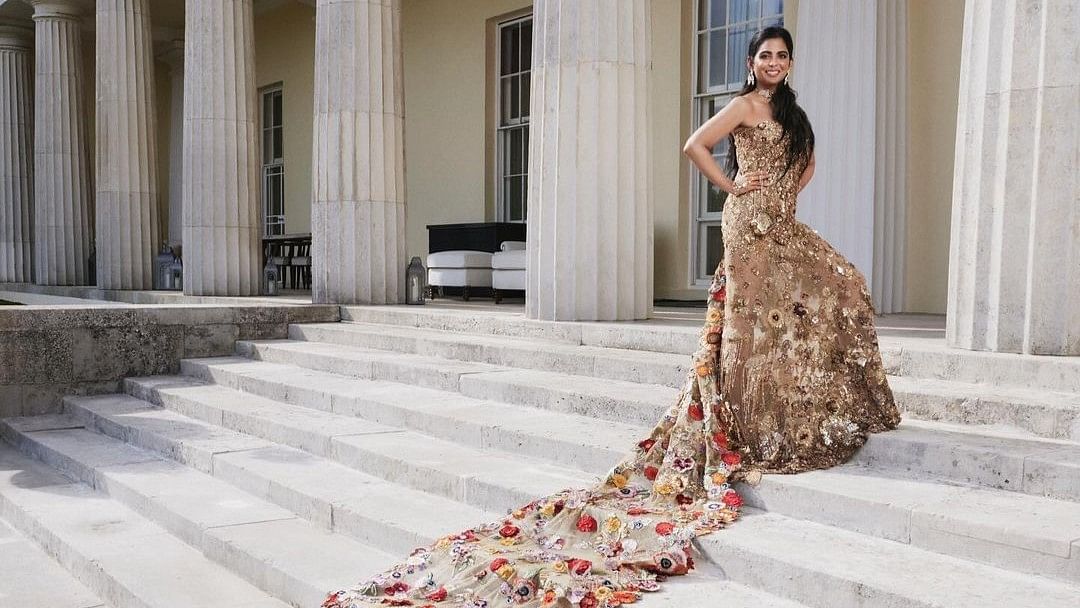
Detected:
[{"left": 325, "top": 26, "right": 898, "bottom": 608}]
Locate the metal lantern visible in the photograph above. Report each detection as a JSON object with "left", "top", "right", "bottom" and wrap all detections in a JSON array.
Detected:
[
  {"left": 154, "top": 242, "right": 175, "bottom": 290},
  {"left": 263, "top": 256, "right": 280, "bottom": 296},
  {"left": 406, "top": 256, "right": 426, "bottom": 305},
  {"left": 166, "top": 257, "right": 183, "bottom": 291}
]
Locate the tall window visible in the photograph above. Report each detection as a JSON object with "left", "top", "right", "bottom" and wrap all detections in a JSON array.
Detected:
[
  {"left": 496, "top": 16, "right": 532, "bottom": 223},
  {"left": 691, "top": 0, "right": 783, "bottom": 283},
  {"left": 261, "top": 85, "right": 285, "bottom": 237}
]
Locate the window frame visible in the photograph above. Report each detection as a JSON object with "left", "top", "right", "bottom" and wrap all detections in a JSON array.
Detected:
[
  {"left": 494, "top": 14, "right": 532, "bottom": 224},
  {"left": 260, "top": 84, "right": 285, "bottom": 237}
]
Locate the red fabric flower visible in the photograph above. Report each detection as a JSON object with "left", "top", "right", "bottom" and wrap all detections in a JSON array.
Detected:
[
  {"left": 712, "top": 285, "right": 726, "bottom": 302},
  {"left": 721, "top": 451, "right": 742, "bottom": 467},
  {"left": 580, "top": 592, "right": 599, "bottom": 608},
  {"left": 576, "top": 514, "right": 598, "bottom": 533},
  {"left": 566, "top": 558, "right": 593, "bottom": 577},
  {"left": 643, "top": 465, "right": 659, "bottom": 480},
  {"left": 627, "top": 506, "right": 649, "bottom": 516},
  {"left": 490, "top": 557, "right": 509, "bottom": 572},
  {"left": 688, "top": 402, "right": 704, "bottom": 421},
  {"left": 385, "top": 582, "right": 410, "bottom": 595},
  {"left": 712, "top": 432, "right": 730, "bottom": 450},
  {"left": 425, "top": 588, "right": 448, "bottom": 602},
  {"left": 722, "top": 490, "right": 743, "bottom": 508},
  {"left": 675, "top": 493, "right": 693, "bottom": 505},
  {"left": 499, "top": 523, "right": 520, "bottom": 538},
  {"left": 638, "top": 438, "right": 656, "bottom": 452},
  {"left": 654, "top": 522, "right": 675, "bottom": 536}
]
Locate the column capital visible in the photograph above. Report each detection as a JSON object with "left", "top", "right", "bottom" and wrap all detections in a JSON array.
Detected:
[
  {"left": 29, "top": 0, "right": 87, "bottom": 20},
  {"left": 0, "top": 23, "right": 33, "bottom": 50}
]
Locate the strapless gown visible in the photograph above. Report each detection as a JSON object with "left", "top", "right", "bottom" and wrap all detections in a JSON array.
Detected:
[{"left": 323, "top": 119, "right": 900, "bottom": 608}]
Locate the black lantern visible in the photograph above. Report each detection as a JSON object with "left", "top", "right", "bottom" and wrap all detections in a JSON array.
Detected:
[
  {"left": 154, "top": 242, "right": 175, "bottom": 290},
  {"left": 406, "top": 256, "right": 426, "bottom": 305},
  {"left": 165, "top": 257, "right": 183, "bottom": 291},
  {"left": 263, "top": 256, "right": 280, "bottom": 296}
]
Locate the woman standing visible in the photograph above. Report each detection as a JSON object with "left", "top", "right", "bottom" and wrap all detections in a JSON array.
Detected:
[{"left": 325, "top": 25, "right": 899, "bottom": 608}]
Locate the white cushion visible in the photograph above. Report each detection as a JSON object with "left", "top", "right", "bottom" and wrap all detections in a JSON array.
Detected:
[
  {"left": 426, "top": 250, "right": 492, "bottom": 268},
  {"left": 500, "top": 240, "right": 526, "bottom": 252},
  {"left": 491, "top": 248, "right": 526, "bottom": 270},
  {"left": 428, "top": 267, "right": 492, "bottom": 287},
  {"left": 492, "top": 269, "right": 526, "bottom": 290}
]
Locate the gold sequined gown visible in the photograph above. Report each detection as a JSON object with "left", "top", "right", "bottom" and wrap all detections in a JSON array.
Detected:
[{"left": 323, "top": 120, "right": 899, "bottom": 607}]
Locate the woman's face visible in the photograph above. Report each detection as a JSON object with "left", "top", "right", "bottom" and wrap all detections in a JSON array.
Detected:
[{"left": 748, "top": 37, "right": 792, "bottom": 87}]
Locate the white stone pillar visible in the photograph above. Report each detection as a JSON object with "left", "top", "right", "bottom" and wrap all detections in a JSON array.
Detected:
[
  {"left": 946, "top": 0, "right": 1079, "bottom": 355},
  {"left": 871, "top": 0, "right": 908, "bottom": 314},
  {"left": 526, "top": 0, "right": 653, "bottom": 321},
  {"left": 791, "top": 0, "right": 877, "bottom": 294},
  {"left": 95, "top": 0, "right": 159, "bottom": 290},
  {"left": 182, "top": 0, "right": 260, "bottom": 295},
  {"left": 311, "top": 0, "right": 406, "bottom": 304},
  {"left": 0, "top": 24, "right": 34, "bottom": 283},
  {"left": 31, "top": 0, "right": 93, "bottom": 286},
  {"left": 159, "top": 42, "right": 183, "bottom": 252}
]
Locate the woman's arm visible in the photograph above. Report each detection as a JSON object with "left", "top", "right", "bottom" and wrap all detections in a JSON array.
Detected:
[
  {"left": 797, "top": 150, "right": 816, "bottom": 193},
  {"left": 682, "top": 96, "right": 767, "bottom": 196}
]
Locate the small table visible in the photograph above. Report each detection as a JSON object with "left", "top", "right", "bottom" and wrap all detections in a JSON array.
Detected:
[{"left": 262, "top": 233, "right": 312, "bottom": 290}]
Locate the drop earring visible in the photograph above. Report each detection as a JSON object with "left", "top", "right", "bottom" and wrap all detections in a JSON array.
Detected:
[
  {"left": 747, "top": 70, "right": 755, "bottom": 86},
  {"left": 784, "top": 72, "right": 790, "bottom": 86}
]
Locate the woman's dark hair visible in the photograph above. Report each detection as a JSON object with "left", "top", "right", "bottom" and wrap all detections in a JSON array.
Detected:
[{"left": 726, "top": 26, "right": 815, "bottom": 180}]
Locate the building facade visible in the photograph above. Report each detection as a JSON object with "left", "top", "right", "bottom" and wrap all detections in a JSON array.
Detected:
[{"left": 0, "top": 0, "right": 1075, "bottom": 353}]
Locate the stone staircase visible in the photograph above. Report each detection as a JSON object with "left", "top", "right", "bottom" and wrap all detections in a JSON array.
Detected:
[{"left": 2, "top": 305, "right": 1079, "bottom": 607}]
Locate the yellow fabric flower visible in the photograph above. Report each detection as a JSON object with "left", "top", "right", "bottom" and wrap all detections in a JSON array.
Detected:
[
  {"left": 539, "top": 503, "right": 556, "bottom": 518},
  {"left": 500, "top": 537, "right": 520, "bottom": 547},
  {"left": 710, "top": 472, "right": 728, "bottom": 486},
  {"left": 707, "top": 308, "right": 722, "bottom": 323},
  {"left": 512, "top": 508, "right": 527, "bottom": 519},
  {"left": 654, "top": 482, "right": 675, "bottom": 496},
  {"left": 695, "top": 364, "right": 711, "bottom": 377},
  {"left": 603, "top": 516, "right": 623, "bottom": 535},
  {"left": 594, "top": 587, "right": 613, "bottom": 601},
  {"left": 608, "top": 473, "right": 628, "bottom": 489},
  {"left": 434, "top": 537, "right": 451, "bottom": 550},
  {"left": 551, "top": 561, "right": 568, "bottom": 574},
  {"left": 496, "top": 564, "right": 516, "bottom": 580}
]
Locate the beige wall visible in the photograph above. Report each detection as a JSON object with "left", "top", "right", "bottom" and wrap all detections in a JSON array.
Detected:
[
  {"left": 400, "top": 0, "right": 531, "bottom": 262},
  {"left": 906, "top": 0, "right": 963, "bottom": 313},
  {"left": 253, "top": 1, "right": 317, "bottom": 236},
  {"left": 154, "top": 59, "right": 172, "bottom": 248}
]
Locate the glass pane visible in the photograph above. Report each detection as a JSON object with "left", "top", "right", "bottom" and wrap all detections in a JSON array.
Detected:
[
  {"left": 521, "top": 72, "right": 531, "bottom": 119},
  {"left": 501, "top": 24, "right": 515, "bottom": 75},
  {"left": 697, "top": 34, "right": 709, "bottom": 94},
  {"left": 729, "top": 0, "right": 759, "bottom": 23},
  {"left": 263, "top": 131, "right": 272, "bottom": 164},
  {"left": 519, "top": 176, "right": 528, "bottom": 222},
  {"left": 710, "top": 0, "right": 728, "bottom": 28},
  {"left": 762, "top": 0, "right": 783, "bottom": 18},
  {"left": 509, "top": 127, "right": 523, "bottom": 174},
  {"left": 272, "top": 128, "right": 283, "bottom": 161},
  {"left": 510, "top": 23, "right": 521, "bottom": 73},
  {"left": 510, "top": 76, "right": 521, "bottom": 121},
  {"left": 508, "top": 176, "right": 524, "bottom": 221},
  {"left": 704, "top": 225, "right": 724, "bottom": 275},
  {"left": 705, "top": 176, "right": 727, "bottom": 214},
  {"left": 273, "top": 173, "right": 284, "bottom": 215},
  {"left": 709, "top": 29, "right": 726, "bottom": 89},
  {"left": 727, "top": 26, "right": 751, "bottom": 86},
  {"left": 501, "top": 77, "right": 513, "bottom": 124},
  {"left": 263, "top": 94, "right": 272, "bottom": 128},
  {"left": 272, "top": 92, "right": 283, "bottom": 127},
  {"left": 522, "top": 21, "right": 532, "bottom": 70}
]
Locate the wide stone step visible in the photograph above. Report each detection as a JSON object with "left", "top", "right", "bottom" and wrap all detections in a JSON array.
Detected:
[
  {"left": 59, "top": 394, "right": 497, "bottom": 556},
  {"left": 695, "top": 509, "right": 1080, "bottom": 608},
  {"left": 190, "top": 354, "right": 1080, "bottom": 501},
  {"left": 0, "top": 516, "right": 104, "bottom": 608},
  {"left": 1, "top": 415, "right": 392, "bottom": 607},
  {"left": 0, "top": 440, "right": 290, "bottom": 608},
  {"left": 286, "top": 321, "right": 690, "bottom": 388},
  {"left": 338, "top": 306, "right": 1080, "bottom": 392},
  {"left": 249, "top": 333, "right": 1080, "bottom": 441},
  {"left": 130, "top": 366, "right": 1080, "bottom": 583}
]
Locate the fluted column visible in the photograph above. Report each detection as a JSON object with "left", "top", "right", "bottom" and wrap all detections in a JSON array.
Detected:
[
  {"left": 159, "top": 43, "right": 183, "bottom": 251},
  {"left": 0, "top": 24, "right": 34, "bottom": 283},
  {"left": 31, "top": 0, "right": 93, "bottom": 286},
  {"left": 947, "top": 0, "right": 1079, "bottom": 355},
  {"left": 182, "top": 0, "right": 260, "bottom": 295},
  {"left": 311, "top": 0, "right": 406, "bottom": 304},
  {"left": 96, "top": 0, "right": 159, "bottom": 290},
  {"left": 526, "top": 0, "right": 653, "bottom": 321}
]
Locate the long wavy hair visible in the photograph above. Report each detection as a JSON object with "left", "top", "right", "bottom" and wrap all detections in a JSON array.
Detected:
[{"left": 726, "top": 27, "right": 815, "bottom": 180}]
